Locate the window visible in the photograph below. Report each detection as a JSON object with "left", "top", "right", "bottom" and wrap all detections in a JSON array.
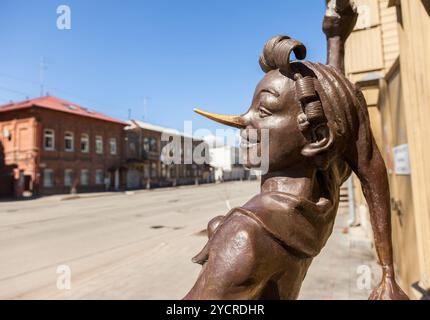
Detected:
[
  {"left": 143, "top": 137, "right": 157, "bottom": 152},
  {"left": 44, "top": 129, "right": 55, "bottom": 151},
  {"left": 64, "top": 132, "right": 74, "bottom": 151},
  {"left": 150, "top": 162, "right": 157, "bottom": 178},
  {"left": 150, "top": 138, "right": 157, "bottom": 152},
  {"left": 143, "top": 137, "right": 150, "bottom": 152},
  {"left": 81, "top": 134, "right": 89, "bottom": 153},
  {"left": 64, "top": 169, "right": 73, "bottom": 187},
  {"left": 95, "top": 169, "right": 104, "bottom": 185},
  {"left": 81, "top": 169, "right": 89, "bottom": 186},
  {"left": 3, "top": 128, "right": 12, "bottom": 141},
  {"left": 43, "top": 169, "right": 54, "bottom": 187},
  {"left": 95, "top": 136, "right": 103, "bottom": 154},
  {"left": 109, "top": 138, "right": 117, "bottom": 155},
  {"left": 129, "top": 142, "right": 136, "bottom": 154}
]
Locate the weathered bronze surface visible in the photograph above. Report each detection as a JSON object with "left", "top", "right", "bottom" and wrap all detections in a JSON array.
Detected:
[{"left": 185, "top": 0, "right": 409, "bottom": 300}]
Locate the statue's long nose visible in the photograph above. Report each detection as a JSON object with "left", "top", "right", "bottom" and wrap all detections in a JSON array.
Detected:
[{"left": 193, "top": 108, "right": 245, "bottom": 129}]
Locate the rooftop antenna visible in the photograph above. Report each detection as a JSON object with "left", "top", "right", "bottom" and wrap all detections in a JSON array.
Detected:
[
  {"left": 39, "top": 56, "right": 48, "bottom": 96},
  {"left": 128, "top": 108, "right": 132, "bottom": 120}
]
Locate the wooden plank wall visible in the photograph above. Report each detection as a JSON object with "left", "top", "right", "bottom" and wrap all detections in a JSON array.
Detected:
[
  {"left": 379, "top": 0, "right": 400, "bottom": 72},
  {"left": 345, "top": 0, "right": 399, "bottom": 78}
]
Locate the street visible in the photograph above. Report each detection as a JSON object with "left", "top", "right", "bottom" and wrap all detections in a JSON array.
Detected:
[{"left": 0, "top": 181, "right": 379, "bottom": 299}]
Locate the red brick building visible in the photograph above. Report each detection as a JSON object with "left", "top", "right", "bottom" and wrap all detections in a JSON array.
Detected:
[{"left": 0, "top": 96, "right": 127, "bottom": 197}]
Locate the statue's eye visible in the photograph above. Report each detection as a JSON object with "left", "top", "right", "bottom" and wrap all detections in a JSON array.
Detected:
[{"left": 258, "top": 105, "right": 272, "bottom": 118}]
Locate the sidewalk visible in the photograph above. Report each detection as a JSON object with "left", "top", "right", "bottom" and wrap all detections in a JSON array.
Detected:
[
  {"left": 299, "top": 203, "right": 380, "bottom": 299},
  {"left": 42, "top": 182, "right": 231, "bottom": 201}
]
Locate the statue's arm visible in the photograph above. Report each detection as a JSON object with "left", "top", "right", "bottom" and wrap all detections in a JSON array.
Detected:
[
  {"left": 344, "top": 101, "right": 408, "bottom": 299},
  {"left": 355, "top": 142, "right": 408, "bottom": 299},
  {"left": 322, "top": 0, "right": 358, "bottom": 73}
]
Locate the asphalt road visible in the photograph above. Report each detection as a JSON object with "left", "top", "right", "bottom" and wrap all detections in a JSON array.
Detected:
[{"left": 0, "top": 181, "right": 378, "bottom": 299}]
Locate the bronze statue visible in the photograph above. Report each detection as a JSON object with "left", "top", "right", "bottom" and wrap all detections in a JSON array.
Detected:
[{"left": 185, "top": 0, "right": 409, "bottom": 300}]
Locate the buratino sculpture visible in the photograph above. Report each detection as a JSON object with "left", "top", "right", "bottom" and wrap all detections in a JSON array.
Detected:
[{"left": 184, "top": 0, "right": 409, "bottom": 300}]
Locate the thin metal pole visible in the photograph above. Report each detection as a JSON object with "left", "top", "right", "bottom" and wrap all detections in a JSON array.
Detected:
[{"left": 348, "top": 175, "right": 358, "bottom": 226}]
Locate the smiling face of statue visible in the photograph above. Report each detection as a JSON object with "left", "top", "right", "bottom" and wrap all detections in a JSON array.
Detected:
[{"left": 240, "top": 69, "right": 309, "bottom": 173}]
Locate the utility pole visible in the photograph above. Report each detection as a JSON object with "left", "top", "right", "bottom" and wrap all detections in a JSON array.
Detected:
[{"left": 39, "top": 57, "right": 47, "bottom": 96}]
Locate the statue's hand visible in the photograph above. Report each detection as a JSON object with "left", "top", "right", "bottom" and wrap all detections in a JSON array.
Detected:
[
  {"left": 191, "top": 215, "right": 225, "bottom": 265},
  {"left": 369, "top": 266, "right": 409, "bottom": 300},
  {"left": 323, "top": 0, "right": 358, "bottom": 41}
]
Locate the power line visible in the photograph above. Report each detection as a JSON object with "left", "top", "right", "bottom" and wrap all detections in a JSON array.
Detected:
[
  {"left": 0, "top": 72, "right": 40, "bottom": 86},
  {"left": 0, "top": 71, "right": 149, "bottom": 121},
  {"left": 0, "top": 71, "right": 126, "bottom": 113},
  {"left": 0, "top": 86, "right": 31, "bottom": 98},
  {"left": 0, "top": 80, "right": 116, "bottom": 112}
]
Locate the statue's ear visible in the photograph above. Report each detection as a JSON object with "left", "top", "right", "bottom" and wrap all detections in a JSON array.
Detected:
[{"left": 301, "top": 125, "right": 334, "bottom": 157}]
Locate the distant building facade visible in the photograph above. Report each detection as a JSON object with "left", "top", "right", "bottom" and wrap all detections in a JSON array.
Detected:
[
  {"left": 209, "top": 146, "right": 249, "bottom": 182},
  {"left": 125, "top": 120, "right": 213, "bottom": 189},
  {"left": 0, "top": 96, "right": 127, "bottom": 197}
]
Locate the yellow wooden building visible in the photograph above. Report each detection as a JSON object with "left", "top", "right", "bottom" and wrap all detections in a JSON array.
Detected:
[{"left": 344, "top": 0, "right": 430, "bottom": 299}]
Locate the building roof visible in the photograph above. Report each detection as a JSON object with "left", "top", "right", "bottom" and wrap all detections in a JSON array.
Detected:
[
  {"left": 127, "top": 120, "right": 199, "bottom": 141},
  {"left": 127, "top": 120, "right": 178, "bottom": 135},
  {"left": 0, "top": 96, "right": 127, "bottom": 125}
]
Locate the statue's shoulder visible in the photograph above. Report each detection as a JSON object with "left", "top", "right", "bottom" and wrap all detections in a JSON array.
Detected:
[
  {"left": 229, "top": 191, "right": 333, "bottom": 258},
  {"left": 240, "top": 191, "right": 333, "bottom": 221},
  {"left": 241, "top": 191, "right": 306, "bottom": 216},
  {"left": 250, "top": 191, "right": 314, "bottom": 206}
]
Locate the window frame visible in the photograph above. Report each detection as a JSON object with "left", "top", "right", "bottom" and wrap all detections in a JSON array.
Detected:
[
  {"left": 129, "top": 141, "right": 136, "bottom": 154},
  {"left": 43, "top": 129, "right": 55, "bottom": 151},
  {"left": 149, "top": 137, "right": 157, "bottom": 152},
  {"left": 109, "top": 138, "right": 117, "bottom": 155},
  {"left": 80, "top": 169, "right": 90, "bottom": 186},
  {"left": 64, "top": 131, "right": 74, "bottom": 152},
  {"left": 64, "top": 169, "right": 73, "bottom": 187},
  {"left": 43, "top": 168, "right": 54, "bottom": 187},
  {"left": 95, "top": 135, "right": 103, "bottom": 154},
  {"left": 95, "top": 169, "right": 104, "bottom": 185},
  {"left": 143, "top": 137, "right": 150, "bottom": 152},
  {"left": 80, "top": 133, "right": 90, "bottom": 153}
]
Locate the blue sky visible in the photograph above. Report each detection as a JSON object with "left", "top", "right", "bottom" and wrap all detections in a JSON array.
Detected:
[{"left": 0, "top": 0, "right": 327, "bottom": 134}]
